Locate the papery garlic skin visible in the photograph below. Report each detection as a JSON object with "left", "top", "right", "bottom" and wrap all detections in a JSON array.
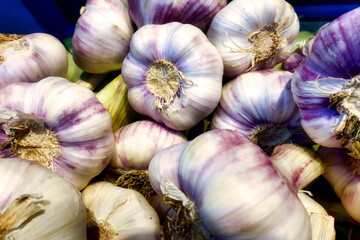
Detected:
[
  {"left": 72, "top": 0, "right": 133, "bottom": 74},
  {"left": 270, "top": 144, "right": 324, "bottom": 192},
  {"left": 0, "top": 33, "right": 68, "bottom": 88},
  {"left": 0, "top": 158, "right": 86, "bottom": 240},
  {"left": 291, "top": 8, "right": 360, "bottom": 154},
  {"left": 0, "top": 77, "right": 115, "bottom": 190},
  {"left": 122, "top": 22, "right": 223, "bottom": 131},
  {"left": 82, "top": 181, "right": 161, "bottom": 240},
  {"left": 317, "top": 146, "right": 360, "bottom": 223},
  {"left": 128, "top": 0, "right": 227, "bottom": 32},
  {"left": 211, "top": 69, "right": 312, "bottom": 152},
  {"left": 112, "top": 120, "right": 187, "bottom": 170},
  {"left": 207, "top": 0, "right": 299, "bottom": 77}
]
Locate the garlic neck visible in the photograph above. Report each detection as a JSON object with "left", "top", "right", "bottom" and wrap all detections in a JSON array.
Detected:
[
  {"left": 0, "top": 110, "right": 60, "bottom": 169},
  {"left": 146, "top": 60, "right": 193, "bottom": 110},
  {"left": 250, "top": 123, "right": 291, "bottom": 155},
  {"left": 330, "top": 76, "right": 360, "bottom": 160},
  {"left": 249, "top": 23, "right": 280, "bottom": 65}
]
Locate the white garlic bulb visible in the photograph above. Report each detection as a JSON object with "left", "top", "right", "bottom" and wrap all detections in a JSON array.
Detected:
[
  {"left": 0, "top": 77, "right": 115, "bottom": 190},
  {"left": 112, "top": 120, "right": 187, "bottom": 170},
  {"left": 207, "top": 0, "right": 299, "bottom": 77},
  {"left": 82, "top": 181, "right": 161, "bottom": 240},
  {"left": 0, "top": 158, "right": 86, "bottom": 240},
  {"left": 72, "top": 0, "right": 134, "bottom": 74},
  {"left": 122, "top": 22, "right": 224, "bottom": 131},
  {"left": 0, "top": 33, "right": 68, "bottom": 88}
]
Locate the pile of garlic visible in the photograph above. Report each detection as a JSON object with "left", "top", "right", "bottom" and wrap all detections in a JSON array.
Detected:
[{"left": 3, "top": 0, "right": 360, "bottom": 239}]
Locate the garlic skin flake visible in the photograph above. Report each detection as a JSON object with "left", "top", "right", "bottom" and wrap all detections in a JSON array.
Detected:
[
  {"left": 207, "top": 0, "right": 299, "bottom": 77},
  {"left": 128, "top": 0, "right": 227, "bottom": 32},
  {"left": 211, "top": 69, "right": 312, "bottom": 153},
  {"left": 112, "top": 120, "right": 187, "bottom": 170},
  {"left": 122, "top": 22, "right": 224, "bottom": 131},
  {"left": 82, "top": 181, "right": 161, "bottom": 240},
  {"left": 0, "top": 33, "right": 68, "bottom": 88},
  {"left": 72, "top": 0, "right": 133, "bottom": 74},
  {"left": 0, "top": 77, "right": 115, "bottom": 190},
  {"left": 0, "top": 158, "right": 86, "bottom": 240}
]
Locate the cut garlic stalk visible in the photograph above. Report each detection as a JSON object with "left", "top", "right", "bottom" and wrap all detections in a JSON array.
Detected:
[
  {"left": 96, "top": 74, "right": 136, "bottom": 131},
  {"left": 82, "top": 181, "right": 161, "bottom": 240},
  {"left": 270, "top": 143, "right": 324, "bottom": 192},
  {"left": 0, "top": 158, "right": 86, "bottom": 240},
  {"left": 207, "top": 0, "right": 299, "bottom": 77}
]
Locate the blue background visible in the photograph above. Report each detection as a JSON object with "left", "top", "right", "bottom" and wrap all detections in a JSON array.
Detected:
[{"left": 0, "top": 0, "right": 359, "bottom": 41}]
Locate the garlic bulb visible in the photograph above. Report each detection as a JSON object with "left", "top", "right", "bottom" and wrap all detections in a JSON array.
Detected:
[
  {"left": 122, "top": 22, "right": 224, "bottom": 131},
  {"left": 149, "top": 129, "right": 311, "bottom": 239},
  {"left": 291, "top": 7, "right": 360, "bottom": 159},
  {"left": 72, "top": 0, "right": 133, "bottom": 74},
  {"left": 270, "top": 143, "right": 324, "bottom": 192},
  {"left": 112, "top": 120, "right": 187, "bottom": 170},
  {"left": 211, "top": 69, "right": 312, "bottom": 153},
  {"left": 128, "top": 0, "right": 227, "bottom": 32},
  {"left": 317, "top": 146, "right": 360, "bottom": 223},
  {"left": 207, "top": 0, "right": 299, "bottom": 77},
  {"left": 0, "top": 33, "right": 68, "bottom": 88},
  {"left": 82, "top": 181, "right": 161, "bottom": 240},
  {"left": 0, "top": 77, "right": 115, "bottom": 190},
  {"left": 0, "top": 158, "right": 86, "bottom": 239}
]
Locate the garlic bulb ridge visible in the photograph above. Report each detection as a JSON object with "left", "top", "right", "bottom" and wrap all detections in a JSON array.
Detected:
[
  {"left": 207, "top": 0, "right": 299, "bottom": 77},
  {"left": 122, "top": 22, "right": 224, "bottom": 131}
]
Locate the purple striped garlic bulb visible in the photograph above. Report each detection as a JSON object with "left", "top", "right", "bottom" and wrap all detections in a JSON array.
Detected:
[
  {"left": 207, "top": 0, "right": 299, "bottom": 77},
  {"left": 211, "top": 69, "right": 312, "bottom": 153},
  {"left": 0, "top": 77, "right": 115, "bottom": 190},
  {"left": 128, "top": 0, "right": 227, "bottom": 32},
  {"left": 148, "top": 129, "right": 312, "bottom": 239},
  {"left": 122, "top": 22, "right": 224, "bottom": 131},
  {"left": 72, "top": 0, "right": 133, "bottom": 74},
  {"left": 112, "top": 120, "right": 187, "bottom": 170},
  {"left": 0, "top": 33, "right": 68, "bottom": 88},
  {"left": 291, "top": 7, "right": 360, "bottom": 160}
]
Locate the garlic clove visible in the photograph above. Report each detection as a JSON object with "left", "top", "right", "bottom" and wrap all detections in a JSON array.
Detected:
[
  {"left": 82, "top": 181, "right": 161, "bottom": 240},
  {"left": 0, "top": 158, "right": 86, "bottom": 240},
  {"left": 207, "top": 0, "right": 299, "bottom": 77},
  {"left": 0, "top": 33, "right": 68, "bottom": 88},
  {"left": 72, "top": 0, "right": 134, "bottom": 74}
]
